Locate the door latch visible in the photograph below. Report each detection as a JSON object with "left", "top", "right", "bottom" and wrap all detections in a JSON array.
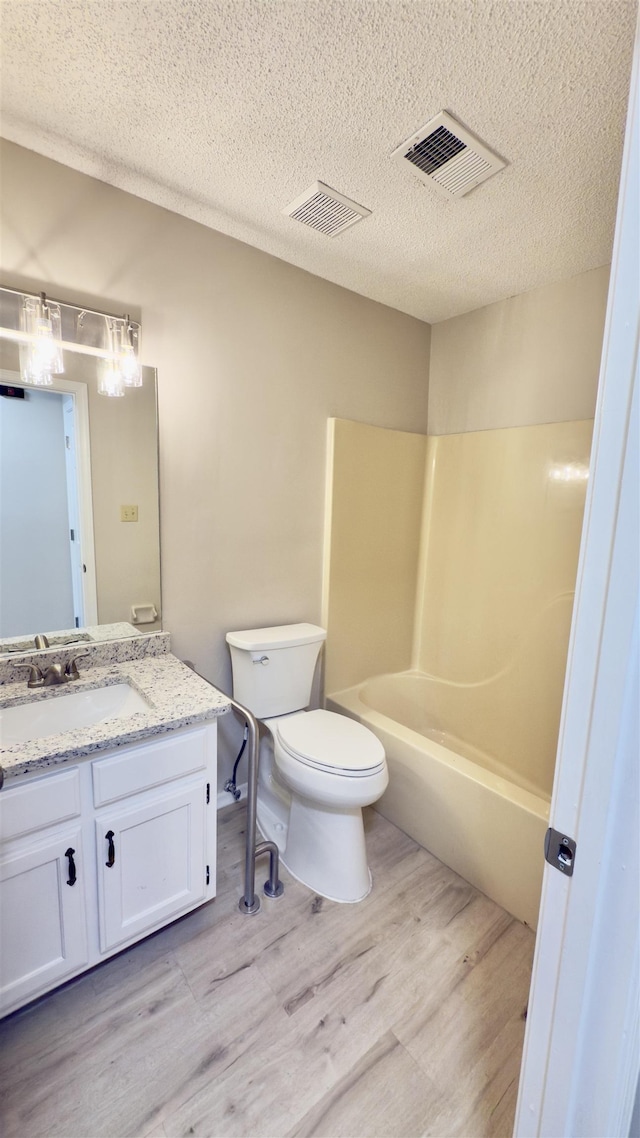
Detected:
[{"left": 544, "top": 827, "right": 577, "bottom": 876}]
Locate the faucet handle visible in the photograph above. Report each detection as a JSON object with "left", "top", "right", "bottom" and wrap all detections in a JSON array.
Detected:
[
  {"left": 13, "top": 662, "right": 44, "bottom": 688},
  {"left": 65, "top": 651, "right": 90, "bottom": 680}
]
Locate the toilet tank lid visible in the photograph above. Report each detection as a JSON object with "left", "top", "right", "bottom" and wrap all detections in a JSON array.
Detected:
[{"left": 226, "top": 623, "right": 327, "bottom": 651}]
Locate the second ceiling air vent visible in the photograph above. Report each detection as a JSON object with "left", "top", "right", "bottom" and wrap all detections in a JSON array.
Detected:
[
  {"left": 392, "top": 111, "right": 506, "bottom": 199},
  {"left": 283, "top": 181, "right": 371, "bottom": 236}
]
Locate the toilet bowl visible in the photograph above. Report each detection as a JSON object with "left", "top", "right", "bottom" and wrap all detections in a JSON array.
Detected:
[
  {"left": 226, "top": 623, "right": 389, "bottom": 903},
  {"left": 266, "top": 709, "right": 387, "bottom": 901}
]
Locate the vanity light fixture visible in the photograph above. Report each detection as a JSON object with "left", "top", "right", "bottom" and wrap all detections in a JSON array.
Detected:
[
  {"left": 19, "top": 292, "right": 64, "bottom": 385},
  {"left": 0, "top": 286, "right": 142, "bottom": 398}
]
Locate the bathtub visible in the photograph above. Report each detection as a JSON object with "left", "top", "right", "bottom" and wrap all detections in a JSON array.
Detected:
[{"left": 327, "top": 670, "right": 551, "bottom": 928}]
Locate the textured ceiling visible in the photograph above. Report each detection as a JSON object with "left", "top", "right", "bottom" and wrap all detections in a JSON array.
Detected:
[{"left": 0, "top": 1, "right": 636, "bottom": 323}]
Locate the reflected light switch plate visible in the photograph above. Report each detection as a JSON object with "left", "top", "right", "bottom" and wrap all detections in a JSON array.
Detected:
[{"left": 120, "top": 505, "right": 138, "bottom": 522}]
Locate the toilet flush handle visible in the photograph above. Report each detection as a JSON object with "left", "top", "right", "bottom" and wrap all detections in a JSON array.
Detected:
[{"left": 251, "top": 653, "right": 270, "bottom": 665}]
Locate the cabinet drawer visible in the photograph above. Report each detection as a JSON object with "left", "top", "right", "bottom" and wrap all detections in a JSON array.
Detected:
[
  {"left": 0, "top": 768, "right": 82, "bottom": 842},
  {"left": 92, "top": 727, "right": 209, "bottom": 807}
]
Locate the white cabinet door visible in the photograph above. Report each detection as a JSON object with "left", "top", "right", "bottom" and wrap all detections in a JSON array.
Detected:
[
  {"left": 96, "top": 781, "right": 207, "bottom": 953},
  {"left": 0, "top": 828, "right": 88, "bottom": 1015}
]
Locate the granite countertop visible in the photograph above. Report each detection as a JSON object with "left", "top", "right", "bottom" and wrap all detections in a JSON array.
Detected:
[
  {"left": 0, "top": 621, "right": 144, "bottom": 656},
  {"left": 0, "top": 653, "right": 231, "bottom": 782}
]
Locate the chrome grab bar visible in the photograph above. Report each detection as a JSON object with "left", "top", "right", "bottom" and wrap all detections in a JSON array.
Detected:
[
  {"left": 182, "top": 662, "right": 283, "bottom": 914},
  {"left": 228, "top": 694, "right": 285, "bottom": 914}
]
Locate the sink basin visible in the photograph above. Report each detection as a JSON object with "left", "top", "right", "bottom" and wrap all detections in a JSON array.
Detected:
[{"left": 0, "top": 683, "right": 151, "bottom": 746}]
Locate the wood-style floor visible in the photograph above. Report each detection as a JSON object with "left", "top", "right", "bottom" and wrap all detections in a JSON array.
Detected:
[{"left": 0, "top": 804, "right": 535, "bottom": 1138}]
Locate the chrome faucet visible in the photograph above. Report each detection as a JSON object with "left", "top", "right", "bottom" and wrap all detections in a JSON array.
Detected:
[
  {"left": 34, "top": 634, "right": 50, "bottom": 650},
  {"left": 13, "top": 652, "right": 90, "bottom": 688},
  {"left": 42, "top": 663, "right": 67, "bottom": 686}
]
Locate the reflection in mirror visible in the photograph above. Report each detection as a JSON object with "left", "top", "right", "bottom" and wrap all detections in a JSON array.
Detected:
[{"left": 0, "top": 344, "right": 161, "bottom": 644}]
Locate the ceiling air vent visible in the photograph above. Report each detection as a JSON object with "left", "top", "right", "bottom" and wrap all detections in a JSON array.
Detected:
[
  {"left": 392, "top": 111, "right": 506, "bottom": 199},
  {"left": 283, "top": 181, "right": 371, "bottom": 236}
]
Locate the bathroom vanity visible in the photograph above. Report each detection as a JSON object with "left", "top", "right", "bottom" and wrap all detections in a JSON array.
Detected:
[{"left": 0, "top": 635, "right": 230, "bottom": 1018}]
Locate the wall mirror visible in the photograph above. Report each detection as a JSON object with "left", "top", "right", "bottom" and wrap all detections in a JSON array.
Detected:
[{"left": 0, "top": 288, "right": 161, "bottom": 652}]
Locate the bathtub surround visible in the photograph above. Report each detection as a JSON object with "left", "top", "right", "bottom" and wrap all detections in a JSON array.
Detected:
[
  {"left": 414, "top": 420, "right": 593, "bottom": 799},
  {"left": 323, "top": 419, "right": 427, "bottom": 694},
  {"left": 325, "top": 417, "right": 592, "bottom": 927},
  {"left": 323, "top": 414, "right": 592, "bottom": 928}
]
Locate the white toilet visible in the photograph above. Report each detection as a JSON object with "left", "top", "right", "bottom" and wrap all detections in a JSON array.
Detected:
[{"left": 226, "top": 623, "right": 388, "bottom": 903}]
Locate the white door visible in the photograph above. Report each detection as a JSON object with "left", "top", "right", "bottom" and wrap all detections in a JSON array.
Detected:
[
  {"left": 95, "top": 782, "right": 207, "bottom": 953},
  {"left": 0, "top": 386, "right": 75, "bottom": 635},
  {"left": 514, "top": 30, "right": 639, "bottom": 1138},
  {"left": 0, "top": 370, "right": 99, "bottom": 631},
  {"left": 0, "top": 829, "right": 88, "bottom": 1014}
]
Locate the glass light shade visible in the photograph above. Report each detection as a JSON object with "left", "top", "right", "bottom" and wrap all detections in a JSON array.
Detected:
[
  {"left": 97, "top": 357, "right": 125, "bottom": 397},
  {"left": 98, "top": 317, "right": 125, "bottom": 396},
  {"left": 119, "top": 325, "right": 142, "bottom": 387},
  {"left": 19, "top": 296, "right": 64, "bottom": 385}
]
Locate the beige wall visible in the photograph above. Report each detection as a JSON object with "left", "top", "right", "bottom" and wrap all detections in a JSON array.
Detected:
[
  {"left": 323, "top": 419, "right": 427, "bottom": 693},
  {"left": 428, "top": 265, "right": 609, "bottom": 434},
  {"left": 0, "top": 140, "right": 431, "bottom": 776}
]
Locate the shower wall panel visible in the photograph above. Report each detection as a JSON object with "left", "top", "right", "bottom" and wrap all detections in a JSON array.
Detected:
[
  {"left": 323, "top": 418, "right": 427, "bottom": 693},
  {"left": 414, "top": 420, "right": 593, "bottom": 796}
]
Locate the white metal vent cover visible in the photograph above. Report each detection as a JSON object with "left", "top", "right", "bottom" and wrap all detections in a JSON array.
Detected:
[
  {"left": 283, "top": 181, "right": 371, "bottom": 236},
  {"left": 392, "top": 111, "right": 506, "bottom": 199}
]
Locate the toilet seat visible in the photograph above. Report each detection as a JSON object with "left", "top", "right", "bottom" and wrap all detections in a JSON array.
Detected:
[{"left": 276, "top": 709, "right": 385, "bottom": 776}]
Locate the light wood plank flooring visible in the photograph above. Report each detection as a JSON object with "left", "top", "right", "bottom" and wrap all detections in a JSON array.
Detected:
[{"left": 0, "top": 804, "right": 535, "bottom": 1138}]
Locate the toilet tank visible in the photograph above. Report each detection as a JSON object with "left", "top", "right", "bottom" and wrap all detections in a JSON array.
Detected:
[{"left": 226, "top": 623, "right": 326, "bottom": 718}]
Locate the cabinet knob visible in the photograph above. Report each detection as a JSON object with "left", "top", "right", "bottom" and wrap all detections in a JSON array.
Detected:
[{"left": 105, "top": 830, "right": 115, "bottom": 868}]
